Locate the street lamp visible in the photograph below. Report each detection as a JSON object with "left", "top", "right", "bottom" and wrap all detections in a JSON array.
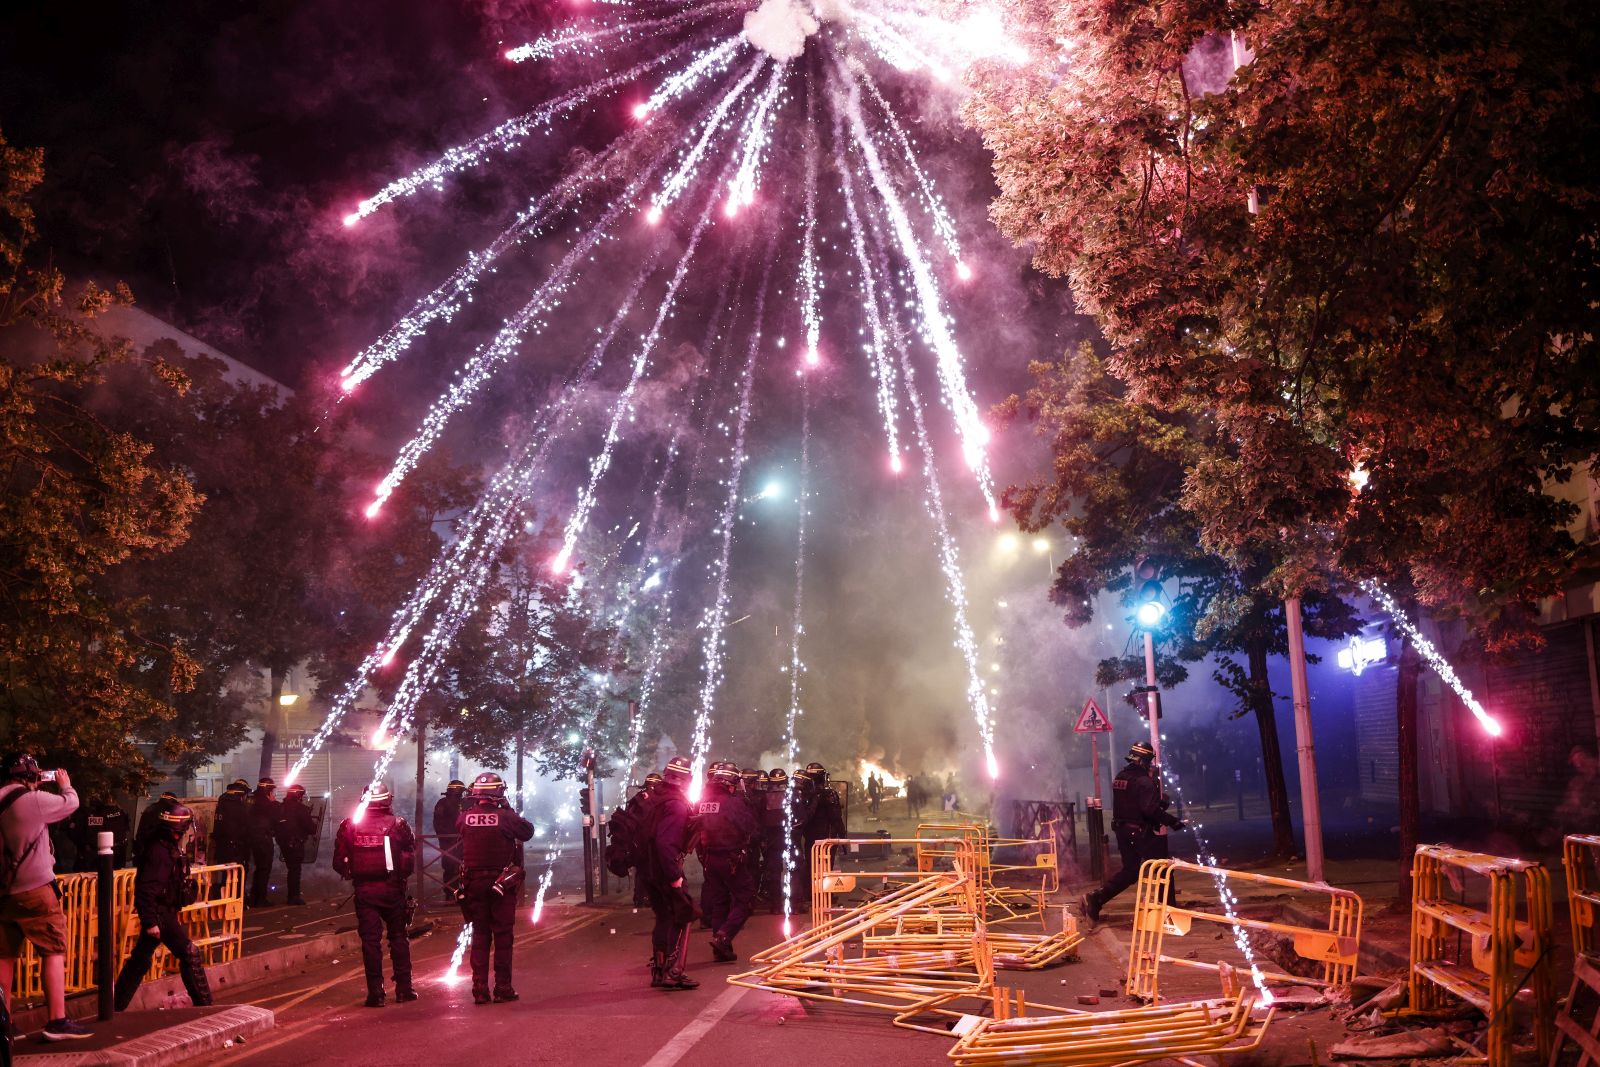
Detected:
[
  {"left": 278, "top": 693, "right": 299, "bottom": 707},
  {"left": 1132, "top": 559, "right": 1164, "bottom": 764}
]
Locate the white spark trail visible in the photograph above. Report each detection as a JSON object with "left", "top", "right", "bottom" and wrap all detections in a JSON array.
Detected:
[
  {"left": 1363, "top": 581, "right": 1504, "bottom": 736},
  {"left": 506, "top": 5, "right": 743, "bottom": 64},
  {"left": 651, "top": 56, "right": 769, "bottom": 218},
  {"left": 640, "top": 36, "right": 746, "bottom": 116},
  {"left": 856, "top": 67, "right": 963, "bottom": 266},
  {"left": 834, "top": 58, "right": 997, "bottom": 515},
  {"left": 727, "top": 61, "right": 789, "bottom": 211},
  {"left": 780, "top": 376, "right": 812, "bottom": 926}
]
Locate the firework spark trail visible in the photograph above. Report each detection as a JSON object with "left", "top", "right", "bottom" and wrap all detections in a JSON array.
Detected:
[
  {"left": 651, "top": 56, "right": 769, "bottom": 219},
  {"left": 797, "top": 120, "right": 823, "bottom": 367},
  {"left": 530, "top": 826, "right": 565, "bottom": 923},
  {"left": 344, "top": 42, "right": 693, "bottom": 224},
  {"left": 861, "top": 188, "right": 997, "bottom": 778},
  {"left": 856, "top": 68, "right": 963, "bottom": 269},
  {"left": 780, "top": 376, "right": 812, "bottom": 931},
  {"left": 292, "top": 256, "right": 661, "bottom": 785},
  {"left": 1153, "top": 762, "right": 1275, "bottom": 1004},
  {"left": 727, "top": 61, "right": 789, "bottom": 213},
  {"left": 552, "top": 150, "right": 739, "bottom": 576},
  {"left": 1363, "top": 581, "right": 1503, "bottom": 736},
  {"left": 369, "top": 168, "right": 662, "bottom": 515},
  {"left": 507, "top": 4, "right": 743, "bottom": 64},
  {"left": 442, "top": 923, "right": 473, "bottom": 984},
  {"left": 340, "top": 139, "right": 631, "bottom": 390},
  {"left": 833, "top": 58, "right": 997, "bottom": 516},
  {"left": 640, "top": 35, "right": 746, "bottom": 117},
  {"left": 847, "top": 13, "right": 949, "bottom": 80},
  {"left": 688, "top": 240, "right": 778, "bottom": 799},
  {"left": 830, "top": 101, "right": 905, "bottom": 473}
]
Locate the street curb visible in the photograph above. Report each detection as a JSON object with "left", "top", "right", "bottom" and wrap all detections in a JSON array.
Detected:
[
  {"left": 1281, "top": 901, "right": 1408, "bottom": 975},
  {"left": 13, "top": 1005, "right": 274, "bottom": 1067}
]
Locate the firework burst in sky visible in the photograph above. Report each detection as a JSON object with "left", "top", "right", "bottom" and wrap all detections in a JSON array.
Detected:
[{"left": 308, "top": 0, "right": 1039, "bottom": 794}]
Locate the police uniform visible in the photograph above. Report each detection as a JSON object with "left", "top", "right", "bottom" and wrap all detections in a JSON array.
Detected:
[
  {"left": 431, "top": 781, "right": 466, "bottom": 902},
  {"left": 114, "top": 806, "right": 212, "bottom": 1011},
  {"left": 1083, "top": 745, "right": 1182, "bottom": 922},
  {"left": 787, "top": 772, "right": 819, "bottom": 906},
  {"left": 640, "top": 758, "right": 698, "bottom": 989},
  {"left": 276, "top": 787, "right": 317, "bottom": 905},
  {"left": 332, "top": 789, "right": 417, "bottom": 1007},
  {"left": 696, "top": 766, "right": 758, "bottom": 961},
  {"left": 625, "top": 779, "right": 659, "bottom": 907},
  {"left": 758, "top": 771, "right": 790, "bottom": 911},
  {"left": 456, "top": 774, "right": 534, "bottom": 1003},
  {"left": 210, "top": 782, "right": 248, "bottom": 866},
  {"left": 73, "top": 799, "right": 130, "bottom": 870},
  {"left": 244, "top": 780, "right": 280, "bottom": 906},
  {"left": 132, "top": 793, "right": 178, "bottom": 866}
]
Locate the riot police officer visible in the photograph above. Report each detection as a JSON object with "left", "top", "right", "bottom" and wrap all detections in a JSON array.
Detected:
[
  {"left": 332, "top": 785, "right": 417, "bottom": 1007},
  {"left": 244, "top": 778, "right": 280, "bottom": 906},
  {"left": 73, "top": 796, "right": 130, "bottom": 870},
  {"left": 276, "top": 784, "right": 317, "bottom": 906},
  {"left": 432, "top": 780, "right": 466, "bottom": 902},
  {"left": 758, "top": 769, "right": 789, "bottom": 911},
  {"left": 456, "top": 772, "right": 533, "bottom": 1004},
  {"left": 787, "top": 769, "right": 819, "bottom": 908},
  {"left": 802, "top": 763, "right": 846, "bottom": 842},
  {"left": 627, "top": 773, "right": 663, "bottom": 906},
  {"left": 1081, "top": 741, "right": 1184, "bottom": 925},
  {"left": 696, "top": 763, "right": 758, "bottom": 961},
  {"left": 211, "top": 780, "right": 248, "bottom": 866},
  {"left": 640, "top": 756, "right": 698, "bottom": 989},
  {"left": 114, "top": 804, "right": 213, "bottom": 1011},
  {"left": 133, "top": 791, "right": 179, "bottom": 866}
]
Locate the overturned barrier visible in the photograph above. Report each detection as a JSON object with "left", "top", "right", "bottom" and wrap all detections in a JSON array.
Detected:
[
  {"left": 1553, "top": 834, "right": 1600, "bottom": 1067},
  {"left": 11, "top": 863, "right": 244, "bottom": 1003},
  {"left": 1126, "top": 858, "right": 1363, "bottom": 1003},
  {"left": 915, "top": 816, "right": 1065, "bottom": 932},
  {"left": 1406, "top": 844, "right": 1554, "bottom": 1067}
]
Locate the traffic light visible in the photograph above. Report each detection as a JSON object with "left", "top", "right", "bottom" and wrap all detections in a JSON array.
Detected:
[{"left": 579, "top": 786, "right": 592, "bottom": 816}]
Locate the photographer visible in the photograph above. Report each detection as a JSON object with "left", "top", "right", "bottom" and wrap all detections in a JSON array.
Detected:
[
  {"left": 0, "top": 752, "right": 92, "bottom": 1041},
  {"left": 455, "top": 772, "right": 532, "bottom": 1005},
  {"left": 332, "top": 784, "right": 417, "bottom": 1008}
]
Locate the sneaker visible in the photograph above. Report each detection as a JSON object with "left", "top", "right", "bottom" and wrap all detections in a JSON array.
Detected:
[
  {"left": 492, "top": 988, "right": 519, "bottom": 1003},
  {"left": 40, "top": 1018, "right": 93, "bottom": 1042}
]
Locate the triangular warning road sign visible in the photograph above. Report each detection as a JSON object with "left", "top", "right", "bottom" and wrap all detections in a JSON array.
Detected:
[{"left": 1074, "top": 697, "right": 1112, "bottom": 733}]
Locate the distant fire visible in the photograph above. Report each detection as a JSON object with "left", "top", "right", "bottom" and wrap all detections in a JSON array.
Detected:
[{"left": 857, "top": 760, "right": 904, "bottom": 792}]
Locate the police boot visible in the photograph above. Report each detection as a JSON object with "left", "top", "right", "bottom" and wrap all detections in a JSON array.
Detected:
[
  {"left": 365, "top": 987, "right": 386, "bottom": 1008},
  {"left": 1080, "top": 892, "right": 1101, "bottom": 927},
  {"left": 650, "top": 951, "right": 667, "bottom": 988},
  {"left": 662, "top": 951, "right": 699, "bottom": 991},
  {"left": 180, "top": 945, "right": 214, "bottom": 1007},
  {"left": 395, "top": 985, "right": 419, "bottom": 1003},
  {"left": 493, "top": 987, "right": 519, "bottom": 1003},
  {"left": 472, "top": 985, "right": 492, "bottom": 1005},
  {"left": 709, "top": 934, "right": 736, "bottom": 962}
]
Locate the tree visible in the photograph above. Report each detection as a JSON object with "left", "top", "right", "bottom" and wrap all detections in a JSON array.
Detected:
[
  {"left": 434, "top": 545, "right": 621, "bottom": 788},
  {"left": 0, "top": 132, "right": 203, "bottom": 793},
  {"left": 971, "top": 0, "right": 1598, "bottom": 890},
  {"left": 1000, "top": 345, "right": 1358, "bottom": 856}
]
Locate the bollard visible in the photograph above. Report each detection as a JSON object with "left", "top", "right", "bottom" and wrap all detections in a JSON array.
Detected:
[
  {"left": 1085, "top": 799, "right": 1106, "bottom": 883},
  {"left": 96, "top": 830, "right": 114, "bottom": 1020}
]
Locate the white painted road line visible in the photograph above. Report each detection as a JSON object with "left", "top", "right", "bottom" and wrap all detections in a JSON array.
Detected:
[{"left": 638, "top": 984, "right": 751, "bottom": 1067}]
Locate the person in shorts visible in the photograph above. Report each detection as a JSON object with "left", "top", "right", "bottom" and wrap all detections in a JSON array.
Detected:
[{"left": 0, "top": 752, "right": 92, "bottom": 1041}]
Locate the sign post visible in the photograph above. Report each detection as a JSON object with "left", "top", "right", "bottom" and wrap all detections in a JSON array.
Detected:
[{"left": 1074, "top": 697, "right": 1113, "bottom": 881}]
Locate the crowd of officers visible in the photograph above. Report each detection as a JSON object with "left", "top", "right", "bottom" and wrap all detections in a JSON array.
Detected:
[{"left": 623, "top": 756, "right": 846, "bottom": 990}]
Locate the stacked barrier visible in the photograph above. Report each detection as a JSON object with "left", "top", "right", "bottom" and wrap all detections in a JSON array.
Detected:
[
  {"left": 1406, "top": 845, "right": 1554, "bottom": 1067},
  {"left": 1552, "top": 834, "right": 1600, "bottom": 1067},
  {"left": 914, "top": 816, "right": 1073, "bottom": 948},
  {"left": 10, "top": 863, "right": 244, "bottom": 1004},
  {"left": 1126, "top": 859, "right": 1363, "bottom": 1003}
]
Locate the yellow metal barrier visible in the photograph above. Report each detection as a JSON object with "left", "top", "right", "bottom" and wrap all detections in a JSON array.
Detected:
[
  {"left": 1406, "top": 844, "right": 1554, "bottom": 1067},
  {"left": 1126, "top": 858, "right": 1363, "bottom": 1003},
  {"left": 915, "top": 816, "right": 1063, "bottom": 932},
  {"left": 1567, "top": 834, "right": 1600, "bottom": 963},
  {"left": 10, "top": 863, "right": 244, "bottom": 1004}
]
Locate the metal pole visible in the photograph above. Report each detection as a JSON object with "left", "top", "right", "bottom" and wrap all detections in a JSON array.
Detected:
[
  {"left": 1142, "top": 631, "right": 1162, "bottom": 764},
  {"left": 414, "top": 719, "right": 426, "bottom": 904},
  {"left": 596, "top": 776, "right": 608, "bottom": 896},
  {"left": 96, "top": 831, "right": 114, "bottom": 1020},
  {"left": 1284, "top": 596, "right": 1326, "bottom": 882}
]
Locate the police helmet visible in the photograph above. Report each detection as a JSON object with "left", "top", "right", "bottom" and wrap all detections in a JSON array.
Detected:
[
  {"left": 1, "top": 752, "right": 42, "bottom": 783},
  {"left": 258, "top": 777, "right": 275, "bottom": 791},
  {"left": 1127, "top": 741, "right": 1156, "bottom": 764},
  {"left": 445, "top": 779, "right": 466, "bottom": 794},
  {"left": 710, "top": 763, "right": 741, "bottom": 792},
  {"left": 804, "top": 762, "right": 828, "bottom": 782},
  {"left": 740, "top": 768, "right": 761, "bottom": 782},
  {"left": 469, "top": 771, "right": 507, "bottom": 799},
  {"left": 158, "top": 790, "right": 179, "bottom": 803},
  {"left": 643, "top": 772, "right": 664, "bottom": 789},
  {"left": 227, "top": 779, "right": 249, "bottom": 794},
  {"left": 661, "top": 756, "right": 692, "bottom": 788},
  {"left": 768, "top": 768, "right": 788, "bottom": 784},
  {"left": 159, "top": 803, "right": 195, "bottom": 837},
  {"left": 365, "top": 783, "right": 394, "bottom": 810},
  {"left": 285, "top": 783, "right": 307, "bottom": 800}
]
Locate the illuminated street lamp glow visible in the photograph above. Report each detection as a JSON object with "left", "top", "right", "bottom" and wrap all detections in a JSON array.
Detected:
[
  {"left": 1135, "top": 600, "right": 1167, "bottom": 629},
  {"left": 1031, "top": 537, "right": 1049, "bottom": 554}
]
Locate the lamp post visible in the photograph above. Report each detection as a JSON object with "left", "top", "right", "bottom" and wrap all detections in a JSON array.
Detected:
[{"left": 1133, "top": 563, "right": 1167, "bottom": 766}]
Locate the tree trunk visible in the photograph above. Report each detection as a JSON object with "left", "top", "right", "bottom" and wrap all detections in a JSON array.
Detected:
[
  {"left": 1397, "top": 636, "right": 1422, "bottom": 903},
  {"left": 258, "top": 666, "right": 286, "bottom": 781},
  {"left": 1246, "top": 636, "right": 1296, "bottom": 857}
]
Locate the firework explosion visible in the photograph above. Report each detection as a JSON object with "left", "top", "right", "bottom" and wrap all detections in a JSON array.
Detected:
[{"left": 309, "top": 0, "right": 1040, "bottom": 808}]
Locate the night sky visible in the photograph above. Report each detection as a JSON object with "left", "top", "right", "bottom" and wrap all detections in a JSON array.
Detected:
[{"left": 1, "top": 2, "right": 1361, "bottom": 797}]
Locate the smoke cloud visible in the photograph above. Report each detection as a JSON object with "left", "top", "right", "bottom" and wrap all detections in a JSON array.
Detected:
[{"left": 742, "top": 0, "right": 819, "bottom": 60}]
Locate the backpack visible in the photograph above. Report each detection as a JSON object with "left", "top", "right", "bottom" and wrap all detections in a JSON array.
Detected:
[
  {"left": 0, "top": 784, "right": 44, "bottom": 894},
  {"left": 604, "top": 802, "right": 639, "bottom": 878}
]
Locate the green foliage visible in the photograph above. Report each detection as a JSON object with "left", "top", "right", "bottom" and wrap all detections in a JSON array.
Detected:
[
  {"left": 0, "top": 130, "right": 203, "bottom": 792},
  {"left": 969, "top": 0, "right": 1600, "bottom": 646}
]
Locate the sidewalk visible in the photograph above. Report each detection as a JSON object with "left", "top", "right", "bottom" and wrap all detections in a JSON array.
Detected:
[{"left": 13, "top": 1006, "right": 272, "bottom": 1067}]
